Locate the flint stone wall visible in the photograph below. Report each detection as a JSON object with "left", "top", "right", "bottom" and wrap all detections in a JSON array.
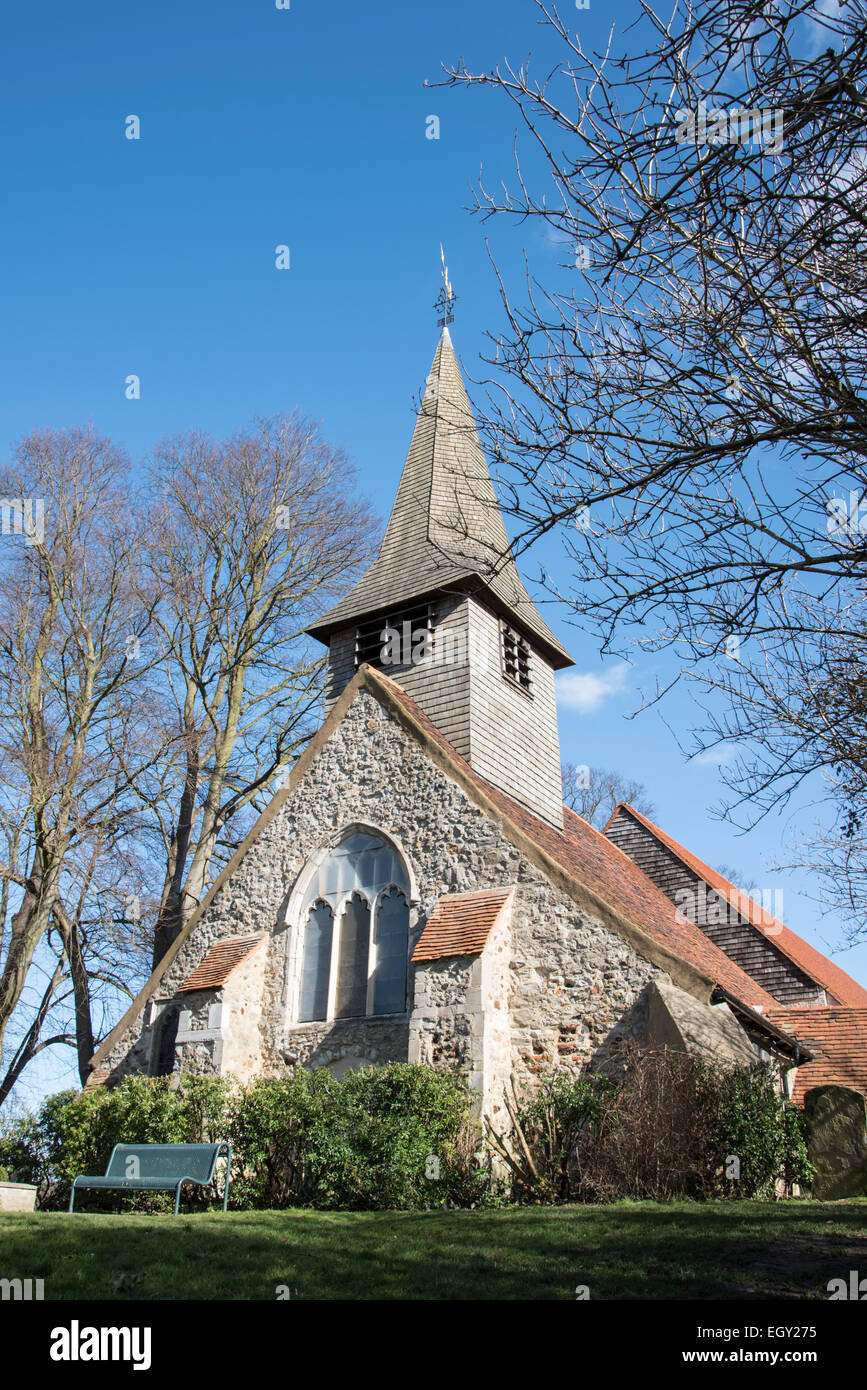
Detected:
[{"left": 94, "top": 689, "right": 668, "bottom": 1100}]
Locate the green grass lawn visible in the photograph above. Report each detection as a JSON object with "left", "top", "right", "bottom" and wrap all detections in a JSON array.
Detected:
[{"left": 1, "top": 1201, "right": 865, "bottom": 1300}]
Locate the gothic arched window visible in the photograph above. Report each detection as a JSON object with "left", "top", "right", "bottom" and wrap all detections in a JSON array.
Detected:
[{"left": 296, "top": 831, "right": 410, "bottom": 1023}]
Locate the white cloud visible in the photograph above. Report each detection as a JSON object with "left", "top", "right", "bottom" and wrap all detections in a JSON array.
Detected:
[
  {"left": 692, "top": 744, "right": 741, "bottom": 768},
  {"left": 556, "top": 663, "right": 629, "bottom": 714}
]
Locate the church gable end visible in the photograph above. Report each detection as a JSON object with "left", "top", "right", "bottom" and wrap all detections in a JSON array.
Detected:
[
  {"left": 604, "top": 800, "right": 867, "bottom": 1023},
  {"left": 91, "top": 680, "right": 680, "bottom": 1095},
  {"left": 605, "top": 805, "right": 827, "bottom": 1006}
]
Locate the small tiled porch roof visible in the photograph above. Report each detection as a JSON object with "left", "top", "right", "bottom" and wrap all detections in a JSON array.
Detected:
[
  {"left": 412, "top": 888, "right": 514, "bottom": 962},
  {"left": 178, "top": 935, "right": 262, "bottom": 993},
  {"left": 767, "top": 1007, "right": 867, "bottom": 1103}
]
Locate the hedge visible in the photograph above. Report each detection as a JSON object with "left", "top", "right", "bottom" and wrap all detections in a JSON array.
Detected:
[{"left": 0, "top": 1064, "right": 487, "bottom": 1211}]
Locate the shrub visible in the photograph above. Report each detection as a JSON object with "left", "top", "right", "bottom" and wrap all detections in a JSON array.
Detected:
[
  {"left": 495, "top": 1049, "right": 813, "bottom": 1203},
  {"left": 228, "top": 1069, "right": 336, "bottom": 1209},
  {"left": 229, "top": 1063, "right": 484, "bottom": 1210},
  {"left": 2, "top": 1054, "right": 811, "bottom": 1211},
  {"left": 696, "top": 1060, "right": 813, "bottom": 1198},
  {"left": 0, "top": 1089, "right": 81, "bottom": 1193},
  {"left": 319, "top": 1062, "right": 484, "bottom": 1210},
  {"left": 501, "top": 1073, "right": 614, "bottom": 1202},
  {"left": 5, "top": 1064, "right": 482, "bottom": 1212}
]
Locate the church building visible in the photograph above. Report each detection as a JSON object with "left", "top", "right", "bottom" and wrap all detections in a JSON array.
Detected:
[{"left": 88, "top": 324, "right": 867, "bottom": 1127}]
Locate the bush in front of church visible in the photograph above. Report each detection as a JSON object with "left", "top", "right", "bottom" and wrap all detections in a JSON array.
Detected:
[
  {"left": 228, "top": 1063, "right": 488, "bottom": 1210},
  {"left": 499, "top": 1050, "right": 813, "bottom": 1203},
  {"left": 3, "top": 1064, "right": 490, "bottom": 1211}
]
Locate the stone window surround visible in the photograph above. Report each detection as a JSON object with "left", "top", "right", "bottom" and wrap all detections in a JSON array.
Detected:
[
  {"left": 281, "top": 820, "right": 421, "bottom": 1028},
  {"left": 145, "top": 997, "right": 227, "bottom": 1073}
]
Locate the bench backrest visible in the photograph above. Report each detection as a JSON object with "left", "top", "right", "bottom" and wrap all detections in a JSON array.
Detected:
[{"left": 104, "top": 1143, "right": 226, "bottom": 1183}]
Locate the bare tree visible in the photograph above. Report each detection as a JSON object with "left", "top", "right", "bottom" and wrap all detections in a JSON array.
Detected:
[
  {"left": 0, "top": 413, "right": 377, "bottom": 1100},
  {"left": 0, "top": 427, "right": 161, "bottom": 1087},
  {"left": 440, "top": 0, "right": 867, "bottom": 931},
  {"left": 561, "top": 762, "right": 655, "bottom": 828},
  {"left": 142, "top": 415, "right": 376, "bottom": 965}
]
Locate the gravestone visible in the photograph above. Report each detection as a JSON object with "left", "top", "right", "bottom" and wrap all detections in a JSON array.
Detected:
[
  {"left": 0, "top": 1181, "right": 37, "bottom": 1212},
  {"left": 804, "top": 1085, "right": 867, "bottom": 1199}
]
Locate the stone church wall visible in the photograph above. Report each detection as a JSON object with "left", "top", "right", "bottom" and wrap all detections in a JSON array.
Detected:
[
  {"left": 94, "top": 689, "right": 670, "bottom": 1102},
  {"left": 280, "top": 1017, "right": 410, "bottom": 1073}
]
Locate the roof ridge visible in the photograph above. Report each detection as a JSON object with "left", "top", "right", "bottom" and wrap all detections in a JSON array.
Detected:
[{"left": 608, "top": 802, "right": 867, "bottom": 1008}]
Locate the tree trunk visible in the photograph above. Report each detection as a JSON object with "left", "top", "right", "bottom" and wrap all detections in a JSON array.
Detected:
[
  {"left": 54, "top": 901, "right": 95, "bottom": 1085},
  {"left": 0, "top": 856, "right": 49, "bottom": 1070}
]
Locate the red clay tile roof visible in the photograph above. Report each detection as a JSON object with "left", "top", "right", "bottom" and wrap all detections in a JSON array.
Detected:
[
  {"left": 371, "top": 670, "right": 781, "bottom": 1014},
  {"left": 178, "top": 935, "right": 262, "bottom": 992},
  {"left": 412, "top": 888, "right": 514, "bottom": 962},
  {"left": 607, "top": 803, "right": 867, "bottom": 1009},
  {"left": 767, "top": 1007, "right": 867, "bottom": 1103}
]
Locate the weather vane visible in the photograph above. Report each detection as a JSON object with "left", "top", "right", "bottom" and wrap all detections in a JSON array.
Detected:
[{"left": 434, "top": 244, "right": 457, "bottom": 326}]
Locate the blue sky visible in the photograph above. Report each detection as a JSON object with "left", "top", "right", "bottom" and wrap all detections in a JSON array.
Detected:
[{"left": 1, "top": 1, "right": 863, "bottom": 1103}]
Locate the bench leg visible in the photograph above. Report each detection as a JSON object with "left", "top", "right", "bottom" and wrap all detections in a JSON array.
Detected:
[
  {"left": 174, "top": 1184, "right": 181, "bottom": 1216},
  {"left": 68, "top": 1186, "right": 76, "bottom": 1214},
  {"left": 222, "top": 1144, "right": 231, "bottom": 1213}
]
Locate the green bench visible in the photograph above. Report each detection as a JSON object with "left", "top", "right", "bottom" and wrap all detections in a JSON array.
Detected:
[{"left": 69, "top": 1142, "right": 231, "bottom": 1215}]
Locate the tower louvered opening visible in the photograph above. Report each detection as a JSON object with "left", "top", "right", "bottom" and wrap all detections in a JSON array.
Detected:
[
  {"left": 354, "top": 601, "right": 436, "bottom": 670},
  {"left": 501, "top": 621, "right": 532, "bottom": 693}
]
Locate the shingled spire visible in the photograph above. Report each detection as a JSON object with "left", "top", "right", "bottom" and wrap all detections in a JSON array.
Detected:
[
  {"left": 307, "top": 329, "right": 571, "bottom": 667},
  {"left": 308, "top": 327, "right": 573, "bottom": 829}
]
